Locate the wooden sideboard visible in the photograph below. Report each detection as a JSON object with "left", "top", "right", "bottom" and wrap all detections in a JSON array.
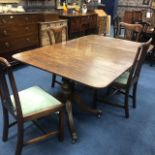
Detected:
[
  {"left": 59, "top": 12, "right": 97, "bottom": 39},
  {"left": 0, "top": 13, "right": 59, "bottom": 65}
]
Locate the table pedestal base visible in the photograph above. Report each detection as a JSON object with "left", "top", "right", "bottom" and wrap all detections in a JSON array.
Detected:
[{"left": 61, "top": 79, "right": 102, "bottom": 142}]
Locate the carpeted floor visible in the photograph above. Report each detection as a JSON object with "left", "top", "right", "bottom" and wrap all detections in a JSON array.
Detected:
[{"left": 0, "top": 61, "right": 155, "bottom": 155}]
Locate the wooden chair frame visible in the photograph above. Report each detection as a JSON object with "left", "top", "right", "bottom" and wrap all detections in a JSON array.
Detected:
[
  {"left": 46, "top": 25, "right": 68, "bottom": 88},
  {"left": 0, "top": 57, "right": 64, "bottom": 155},
  {"left": 94, "top": 38, "right": 152, "bottom": 118},
  {"left": 117, "top": 22, "right": 143, "bottom": 42}
]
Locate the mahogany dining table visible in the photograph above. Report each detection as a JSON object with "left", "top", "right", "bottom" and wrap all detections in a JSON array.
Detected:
[{"left": 13, "top": 35, "right": 141, "bottom": 142}]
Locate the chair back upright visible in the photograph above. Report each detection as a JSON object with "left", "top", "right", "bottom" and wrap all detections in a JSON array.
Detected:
[
  {"left": 113, "top": 16, "right": 122, "bottom": 37},
  {"left": 117, "top": 22, "right": 143, "bottom": 41},
  {"left": 0, "top": 57, "right": 23, "bottom": 120},
  {"left": 46, "top": 25, "right": 68, "bottom": 45},
  {"left": 127, "top": 38, "right": 152, "bottom": 89}
]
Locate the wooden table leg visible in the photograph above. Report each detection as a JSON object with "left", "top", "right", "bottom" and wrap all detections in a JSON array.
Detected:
[
  {"left": 73, "top": 91, "right": 102, "bottom": 118},
  {"left": 61, "top": 79, "right": 78, "bottom": 143}
]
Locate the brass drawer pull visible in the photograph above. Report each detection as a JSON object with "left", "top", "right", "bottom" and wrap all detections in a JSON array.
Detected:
[
  {"left": 5, "top": 42, "right": 9, "bottom": 48},
  {"left": 10, "top": 16, "right": 14, "bottom": 19},
  {"left": 26, "top": 38, "right": 30, "bottom": 42},
  {"left": 3, "top": 30, "right": 8, "bottom": 36}
]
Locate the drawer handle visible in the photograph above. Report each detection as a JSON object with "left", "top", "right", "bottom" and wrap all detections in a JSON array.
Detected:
[
  {"left": 5, "top": 42, "right": 9, "bottom": 48},
  {"left": 2, "top": 19, "right": 6, "bottom": 24},
  {"left": 10, "top": 16, "right": 14, "bottom": 19},
  {"left": 25, "top": 27, "right": 29, "bottom": 31},
  {"left": 26, "top": 38, "right": 30, "bottom": 42},
  {"left": 3, "top": 30, "right": 8, "bottom": 36}
]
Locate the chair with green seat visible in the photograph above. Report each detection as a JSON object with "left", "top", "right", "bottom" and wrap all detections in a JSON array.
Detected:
[
  {"left": 0, "top": 57, "right": 64, "bottom": 155},
  {"left": 94, "top": 38, "right": 152, "bottom": 117},
  {"left": 106, "top": 38, "right": 152, "bottom": 118},
  {"left": 46, "top": 25, "right": 68, "bottom": 88}
]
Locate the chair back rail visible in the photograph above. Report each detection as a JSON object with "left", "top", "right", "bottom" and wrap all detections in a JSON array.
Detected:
[
  {"left": 0, "top": 57, "right": 23, "bottom": 120},
  {"left": 127, "top": 38, "right": 152, "bottom": 89},
  {"left": 46, "top": 25, "right": 68, "bottom": 45}
]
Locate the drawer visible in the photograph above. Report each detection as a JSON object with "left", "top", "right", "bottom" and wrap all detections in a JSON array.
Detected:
[
  {"left": 0, "top": 35, "right": 39, "bottom": 53},
  {"left": 0, "top": 15, "right": 38, "bottom": 26},
  {"left": 0, "top": 24, "right": 38, "bottom": 39}
]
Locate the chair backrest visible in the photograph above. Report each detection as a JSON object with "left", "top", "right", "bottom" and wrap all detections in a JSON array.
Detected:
[
  {"left": 117, "top": 22, "right": 143, "bottom": 41},
  {"left": 0, "top": 58, "right": 23, "bottom": 120},
  {"left": 46, "top": 25, "right": 68, "bottom": 45},
  {"left": 151, "top": 27, "right": 155, "bottom": 46},
  {"left": 127, "top": 38, "right": 152, "bottom": 89}
]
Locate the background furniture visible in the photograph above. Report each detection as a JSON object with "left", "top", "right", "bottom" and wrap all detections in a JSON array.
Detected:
[
  {"left": 59, "top": 12, "right": 97, "bottom": 39},
  {"left": 94, "top": 9, "right": 111, "bottom": 35},
  {"left": 117, "top": 22, "right": 143, "bottom": 41},
  {"left": 39, "top": 20, "right": 67, "bottom": 47},
  {"left": 0, "top": 57, "right": 64, "bottom": 155},
  {"left": 113, "top": 16, "right": 122, "bottom": 37},
  {"left": 47, "top": 25, "right": 68, "bottom": 88},
  {"left": 123, "top": 11, "right": 142, "bottom": 23},
  {"left": 0, "top": 12, "right": 59, "bottom": 65}
]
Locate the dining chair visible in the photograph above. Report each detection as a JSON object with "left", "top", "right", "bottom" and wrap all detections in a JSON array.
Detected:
[
  {"left": 46, "top": 25, "right": 68, "bottom": 88},
  {"left": 0, "top": 57, "right": 64, "bottom": 155},
  {"left": 117, "top": 22, "right": 143, "bottom": 42},
  {"left": 94, "top": 38, "right": 152, "bottom": 118}
]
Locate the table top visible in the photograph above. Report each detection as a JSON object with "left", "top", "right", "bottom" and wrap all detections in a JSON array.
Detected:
[{"left": 13, "top": 35, "right": 141, "bottom": 88}]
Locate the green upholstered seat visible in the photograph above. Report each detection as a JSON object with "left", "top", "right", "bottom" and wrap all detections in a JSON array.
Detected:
[
  {"left": 114, "top": 71, "right": 130, "bottom": 85},
  {"left": 11, "top": 86, "right": 61, "bottom": 117}
]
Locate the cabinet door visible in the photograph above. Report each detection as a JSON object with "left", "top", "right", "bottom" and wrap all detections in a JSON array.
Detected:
[
  {"left": 69, "top": 18, "right": 80, "bottom": 33},
  {"left": 89, "top": 15, "right": 97, "bottom": 29}
]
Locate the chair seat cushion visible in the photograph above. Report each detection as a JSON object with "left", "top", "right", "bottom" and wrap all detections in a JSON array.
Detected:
[
  {"left": 11, "top": 86, "right": 61, "bottom": 117},
  {"left": 114, "top": 71, "right": 130, "bottom": 85}
]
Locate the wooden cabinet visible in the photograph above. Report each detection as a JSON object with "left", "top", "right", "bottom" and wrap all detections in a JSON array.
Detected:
[
  {"left": 60, "top": 12, "right": 97, "bottom": 39},
  {"left": 0, "top": 13, "right": 59, "bottom": 65}
]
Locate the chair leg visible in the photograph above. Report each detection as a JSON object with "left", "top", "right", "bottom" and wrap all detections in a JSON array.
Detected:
[
  {"left": 2, "top": 106, "right": 9, "bottom": 142},
  {"left": 58, "top": 109, "right": 64, "bottom": 142},
  {"left": 51, "top": 74, "right": 56, "bottom": 88},
  {"left": 15, "top": 122, "right": 24, "bottom": 155},
  {"left": 132, "top": 83, "right": 138, "bottom": 108},
  {"left": 124, "top": 92, "right": 129, "bottom": 118}
]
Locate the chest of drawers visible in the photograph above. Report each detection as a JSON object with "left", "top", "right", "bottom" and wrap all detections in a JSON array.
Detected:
[
  {"left": 59, "top": 12, "right": 97, "bottom": 39},
  {"left": 0, "top": 13, "right": 59, "bottom": 65}
]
